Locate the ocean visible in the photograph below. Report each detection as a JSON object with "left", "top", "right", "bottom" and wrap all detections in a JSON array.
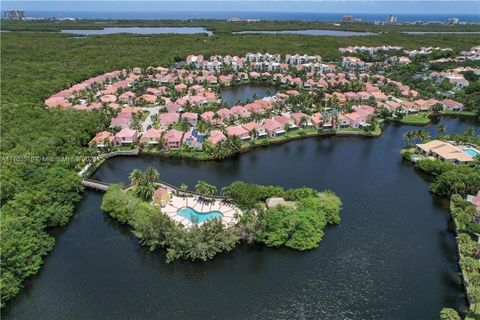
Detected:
[{"left": 20, "top": 11, "right": 480, "bottom": 23}]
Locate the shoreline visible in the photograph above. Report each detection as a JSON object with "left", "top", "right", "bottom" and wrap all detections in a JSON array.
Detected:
[{"left": 401, "top": 148, "right": 479, "bottom": 316}]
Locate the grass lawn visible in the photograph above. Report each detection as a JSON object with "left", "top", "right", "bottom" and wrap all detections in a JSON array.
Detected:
[
  {"left": 440, "top": 110, "right": 478, "bottom": 117},
  {"left": 391, "top": 113, "right": 432, "bottom": 125}
]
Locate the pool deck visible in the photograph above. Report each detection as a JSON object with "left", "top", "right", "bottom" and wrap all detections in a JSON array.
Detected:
[{"left": 160, "top": 194, "right": 240, "bottom": 228}]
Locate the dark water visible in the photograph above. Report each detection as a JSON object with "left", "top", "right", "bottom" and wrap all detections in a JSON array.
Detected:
[
  {"left": 4, "top": 118, "right": 478, "bottom": 320},
  {"left": 233, "top": 30, "right": 377, "bottom": 36},
  {"left": 219, "top": 84, "right": 276, "bottom": 107},
  {"left": 60, "top": 27, "right": 213, "bottom": 36}
]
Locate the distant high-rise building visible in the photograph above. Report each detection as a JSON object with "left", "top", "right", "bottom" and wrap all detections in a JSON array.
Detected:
[
  {"left": 341, "top": 15, "right": 353, "bottom": 22},
  {"left": 386, "top": 15, "right": 398, "bottom": 24},
  {"left": 448, "top": 17, "right": 459, "bottom": 24},
  {"left": 4, "top": 10, "right": 26, "bottom": 20}
]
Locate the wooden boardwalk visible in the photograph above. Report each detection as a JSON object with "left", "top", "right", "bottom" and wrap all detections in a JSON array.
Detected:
[{"left": 82, "top": 179, "right": 110, "bottom": 192}]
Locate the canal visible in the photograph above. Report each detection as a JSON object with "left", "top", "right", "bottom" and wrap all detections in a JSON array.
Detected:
[{"left": 4, "top": 117, "right": 478, "bottom": 320}]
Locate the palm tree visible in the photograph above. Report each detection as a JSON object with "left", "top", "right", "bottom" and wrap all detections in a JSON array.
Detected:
[
  {"left": 195, "top": 180, "right": 208, "bottom": 211},
  {"left": 144, "top": 167, "right": 160, "bottom": 183},
  {"left": 180, "top": 183, "right": 189, "bottom": 205},
  {"left": 136, "top": 181, "right": 155, "bottom": 200},
  {"left": 205, "top": 184, "right": 217, "bottom": 210},
  {"left": 129, "top": 169, "right": 144, "bottom": 187}
]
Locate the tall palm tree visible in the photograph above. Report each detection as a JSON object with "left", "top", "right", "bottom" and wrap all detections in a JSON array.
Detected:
[
  {"left": 180, "top": 183, "right": 189, "bottom": 205},
  {"left": 129, "top": 169, "right": 144, "bottom": 187},
  {"left": 144, "top": 167, "right": 160, "bottom": 183}
]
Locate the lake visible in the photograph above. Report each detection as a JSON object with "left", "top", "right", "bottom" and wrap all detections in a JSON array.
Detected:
[
  {"left": 233, "top": 29, "right": 377, "bottom": 36},
  {"left": 404, "top": 31, "right": 480, "bottom": 35},
  {"left": 219, "top": 84, "right": 276, "bottom": 106},
  {"left": 60, "top": 27, "right": 213, "bottom": 36},
  {"left": 3, "top": 117, "right": 478, "bottom": 320}
]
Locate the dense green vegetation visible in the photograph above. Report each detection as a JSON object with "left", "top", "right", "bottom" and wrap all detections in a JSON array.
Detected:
[
  {"left": 2, "top": 19, "right": 480, "bottom": 34},
  {"left": 101, "top": 179, "right": 342, "bottom": 262},
  {"left": 1, "top": 23, "right": 478, "bottom": 306},
  {"left": 402, "top": 130, "right": 480, "bottom": 317},
  {"left": 450, "top": 195, "right": 480, "bottom": 318},
  {"left": 221, "top": 181, "right": 342, "bottom": 250},
  {"left": 102, "top": 184, "right": 239, "bottom": 262}
]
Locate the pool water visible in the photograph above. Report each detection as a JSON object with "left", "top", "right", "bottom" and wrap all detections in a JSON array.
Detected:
[
  {"left": 463, "top": 148, "right": 480, "bottom": 158},
  {"left": 178, "top": 207, "right": 223, "bottom": 223}
]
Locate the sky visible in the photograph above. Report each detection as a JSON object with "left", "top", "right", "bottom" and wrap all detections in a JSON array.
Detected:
[{"left": 2, "top": 0, "right": 480, "bottom": 14}]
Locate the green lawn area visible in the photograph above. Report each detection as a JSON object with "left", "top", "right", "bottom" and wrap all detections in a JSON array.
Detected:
[
  {"left": 440, "top": 110, "right": 478, "bottom": 117},
  {"left": 390, "top": 113, "right": 432, "bottom": 125}
]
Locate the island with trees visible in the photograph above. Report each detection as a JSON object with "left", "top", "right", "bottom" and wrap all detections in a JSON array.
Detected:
[{"left": 100, "top": 168, "right": 342, "bottom": 262}]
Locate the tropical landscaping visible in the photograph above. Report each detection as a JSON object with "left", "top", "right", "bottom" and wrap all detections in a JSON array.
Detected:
[
  {"left": 100, "top": 171, "right": 342, "bottom": 261},
  {"left": 401, "top": 127, "right": 480, "bottom": 318},
  {"left": 1, "top": 21, "right": 479, "bottom": 311}
]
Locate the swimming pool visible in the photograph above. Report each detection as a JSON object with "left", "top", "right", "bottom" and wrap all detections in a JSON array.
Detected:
[
  {"left": 463, "top": 148, "right": 480, "bottom": 158},
  {"left": 178, "top": 207, "right": 223, "bottom": 223}
]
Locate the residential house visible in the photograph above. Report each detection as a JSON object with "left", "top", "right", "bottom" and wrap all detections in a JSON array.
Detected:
[
  {"left": 89, "top": 131, "right": 114, "bottom": 148},
  {"left": 163, "top": 129, "right": 183, "bottom": 150},
  {"left": 159, "top": 113, "right": 180, "bottom": 129},
  {"left": 182, "top": 112, "right": 198, "bottom": 127},
  {"left": 115, "top": 128, "right": 138, "bottom": 145},
  {"left": 209, "top": 130, "right": 227, "bottom": 145},
  {"left": 226, "top": 125, "right": 251, "bottom": 140},
  {"left": 263, "top": 119, "right": 285, "bottom": 137},
  {"left": 140, "top": 128, "right": 161, "bottom": 145}
]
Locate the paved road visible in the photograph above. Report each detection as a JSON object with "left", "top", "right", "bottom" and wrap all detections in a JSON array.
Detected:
[{"left": 139, "top": 106, "right": 161, "bottom": 132}]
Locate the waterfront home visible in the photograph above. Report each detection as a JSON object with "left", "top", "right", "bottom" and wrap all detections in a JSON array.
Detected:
[
  {"left": 163, "top": 129, "right": 183, "bottom": 150},
  {"left": 89, "top": 131, "right": 114, "bottom": 148},
  {"left": 115, "top": 128, "right": 138, "bottom": 145},
  {"left": 183, "top": 129, "right": 204, "bottom": 150},
  {"left": 242, "top": 122, "right": 267, "bottom": 139},
  {"left": 416, "top": 140, "right": 473, "bottom": 164},
  {"left": 414, "top": 98, "right": 439, "bottom": 112},
  {"left": 466, "top": 191, "right": 480, "bottom": 214},
  {"left": 153, "top": 187, "right": 171, "bottom": 206},
  {"left": 244, "top": 102, "right": 265, "bottom": 114},
  {"left": 441, "top": 99, "right": 464, "bottom": 111},
  {"left": 274, "top": 115, "right": 297, "bottom": 130},
  {"left": 226, "top": 125, "right": 251, "bottom": 140},
  {"left": 159, "top": 113, "right": 180, "bottom": 129},
  {"left": 231, "top": 106, "right": 252, "bottom": 118},
  {"left": 140, "top": 128, "right": 161, "bottom": 145},
  {"left": 218, "top": 75, "right": 232, "bottom": 86},
  {"left": 182, "top": 112, "right": 198, "bottom": 127},
  {"left": 263, "top": 119, "right": 285, "bottom": 137},
  {"left": 310, "top": 113, "right": 323, "bottom": 129},
  {"left": 209, "top": 130, "right": 227, "bottom": 145},
  {"left": 290, "top": 112, "right": 312, "bottom": 128}
]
